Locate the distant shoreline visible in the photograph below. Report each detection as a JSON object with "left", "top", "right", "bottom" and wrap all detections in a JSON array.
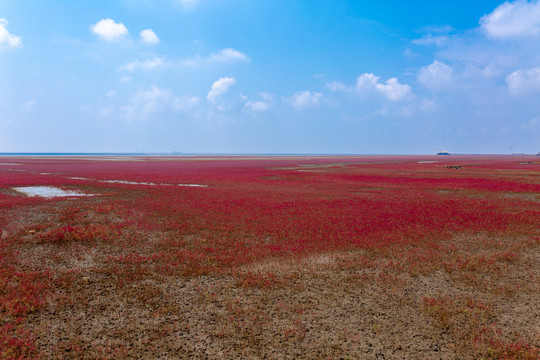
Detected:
[{"left": 0, "top": 152, "right": 537, "bottom": 157}]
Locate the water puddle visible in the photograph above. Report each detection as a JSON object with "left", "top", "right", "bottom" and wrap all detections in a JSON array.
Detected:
[
  {"left": 67, "top": 176, "right": 207, "bottom": 187},
  {"left": 12, "top": 186, "right": 95, "bottom": 198}
]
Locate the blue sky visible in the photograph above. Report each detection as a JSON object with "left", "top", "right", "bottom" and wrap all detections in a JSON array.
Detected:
[{"left": 1, "top": 0, "right": 539, "bottom": 154}]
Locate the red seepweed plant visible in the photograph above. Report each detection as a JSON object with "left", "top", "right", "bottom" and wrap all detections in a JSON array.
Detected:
[{"left": 0, "top": 155, "right": 538, "bottom": 358}]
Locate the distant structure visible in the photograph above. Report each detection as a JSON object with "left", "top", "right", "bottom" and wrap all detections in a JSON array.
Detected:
[
  {"left": 436, "top": 151, "right": 450, "bottom": 155},
  {"left": 511, "top": 152, "right": 524, "bottom": 156},
  {"left": 536, "top": 152, "right": 540, "bottom": 156}
]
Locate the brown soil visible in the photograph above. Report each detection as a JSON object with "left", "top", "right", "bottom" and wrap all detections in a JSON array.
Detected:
[{"left": 3, "top": 201, "right": 539, "bottom": 359}]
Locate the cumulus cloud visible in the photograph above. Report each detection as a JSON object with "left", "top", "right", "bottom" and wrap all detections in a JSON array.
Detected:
[
  {"left": 326, "top": 81, "right": 350, "bottom": 92},
  {"left": 241, "top": 92, "right": 274, "bottom": 113},
  {"left": 418, "top": 60, "right": 454, "bottom": 88},
  {"left": 506, "top": 67, "right": 540, "bottom": 93},
  {"left": 91, "top": 19, "right": 129, "bottom": 41},
  {"left": 120, "top": 57, "right": 167, "bottom": 71},
  {"left": 355, "top": 73, "right": 380, "bottom": 90},
  {"left": 207, "top": 77, "right": 236, "bottom": 102},
  {"left": 431, "top": 1, "right": 540, "bottom": 85},
  {"left": 481, "top": 0, "right": 540, "bottom": 38},
  {"left": 243, "top": 100, "right": 270, "bottom": 113},
  {"left": 208, "top": 48, "right": 250, "bottom": 64},
  {"left": 121, "top": 85, "right": 198, "bottom": 120},
  {"left": 290, "top": 91, "right": 323, "bottom": 110},
  {"left": 327, "top": 74, "right": 413, "bottom": 101},
  {"left": 140, "top": 29, "right": 159, "bottom": 44},
  {"left": 0, "top": 19, "right": 22, "bottom": 49},
  {"left": 356, "top": 74, "right": 412, "bottom": 101}
]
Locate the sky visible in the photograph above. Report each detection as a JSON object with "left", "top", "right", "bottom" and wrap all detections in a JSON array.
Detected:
[{"left": 1, "top": 0, "right": 539, "bottom": 154}]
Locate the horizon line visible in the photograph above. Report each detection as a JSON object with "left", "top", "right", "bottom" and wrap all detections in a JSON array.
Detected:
[{"left": 1, "top": 152, "right": 538, "bottom": 157}]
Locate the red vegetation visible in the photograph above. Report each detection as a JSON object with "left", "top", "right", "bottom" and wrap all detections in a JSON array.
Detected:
[{"left": 0, "top": 155, "right": 538, "bottom": 358}]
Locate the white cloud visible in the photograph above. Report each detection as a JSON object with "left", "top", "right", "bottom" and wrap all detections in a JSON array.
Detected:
[
  {"left": 120, "top": 57, "right": 167, "bottom": 71},
  {"left": 140, "top": 29, "right": 159, "bottom": 44},
  {"left": 480, "top": 63, "right": 503, "bottom": 78},
  {"left": 208, "top": 48, "right": 250, "bottom": 64},
  {"left": 176, "top": 56, "right": 202, "bottom": 67},
  {"left": 259, "top": 92, "right": 275, "bottom": 101},
  {"left": 412, "top": 34, "right": 449, "bottom": 46},
  {"left": 326, "top": 74, "right": 413, "bottom": 102},
  {"left": 326, "top": 81, "right": 350, "bottom": 92},
  {"left": 207, "top": 77, "right": 236, "bottom": 102},
  {"left": 506, "top": 67, "right": 540, "bottom": 93},
  {"left": 420, "top": 25, "right": 454, "bottom": 34},
  {"left": 481, "top": 0, "right": 540, "bottom": 38},
  {"left": 242, "top": 92, "right": 274, "bottom": 113},
  {"left": 356, "top": 74, "right": 412, "bottom": 101},
  {"left": 412, "top": 25, "right": 454, "bottom": 46},
  {"left": 0, "top": 19, "right": 22, "bottom": 49},
  {"left": 121, "top": 85, "right": 198, "bottom": 120},
  {"left": 355, "top": 73, "right": 380, "bottom": 89},
  {"left": 376, "top": 78, "right": 412, "bottom": 101},
  {"left": 419, "top": 98, "right": 438, "bottom": 112},
  {"left": 179, "top": 48, "right": 249, "bottom": 66},
  {"left": 290, "top": 91, "right": 323, "bottom": 110},
  {"left": 418, "top": 60, "right": 454, "bottom": 88},
  {"left": 91, "top": 19, "right": 129, "bottom": 41},
  {"left": 243, "top": 100, "right": 270, "bottom": 113},
  {"left": 121, "top": 48, "right": 250, "bottom": 71}
]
